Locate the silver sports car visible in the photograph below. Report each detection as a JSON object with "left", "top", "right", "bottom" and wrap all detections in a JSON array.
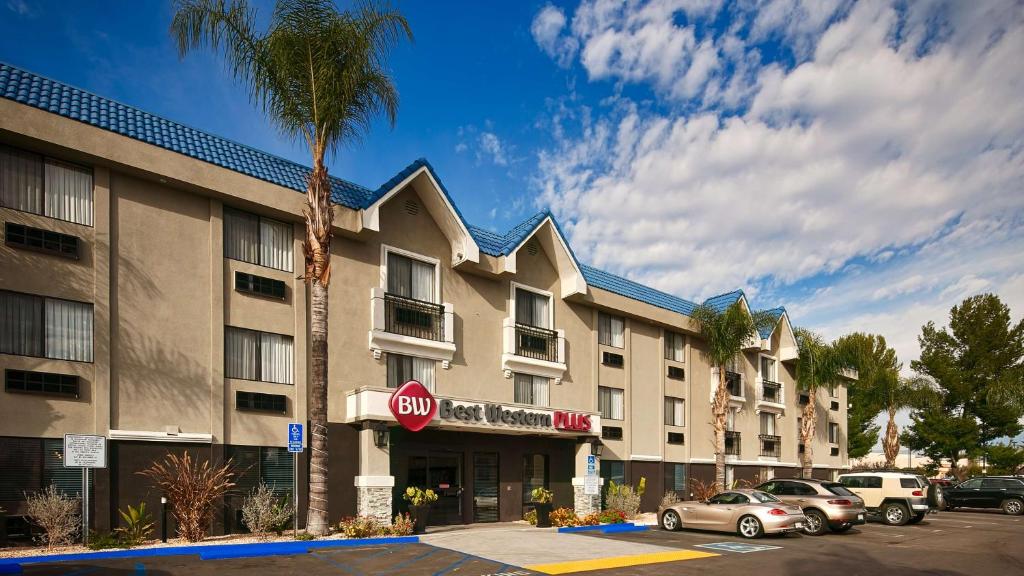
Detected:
[{"left": 659, "top": 488, "right": 807, "bottom": 538}]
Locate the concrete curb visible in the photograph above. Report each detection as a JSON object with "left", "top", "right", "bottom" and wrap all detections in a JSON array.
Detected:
[
  {"left": 556, "top": 522, "right": 648, "bottom": 534},
  {"left": 0, "top": 535, "right": 419, "bottom": 572}
]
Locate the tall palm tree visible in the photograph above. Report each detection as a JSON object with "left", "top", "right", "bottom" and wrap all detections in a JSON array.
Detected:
[
  {"left": 794, "top": 329, "right": 847, "bottom": 479},
  {"left": 170, "top": 0, "right": 412, "bottom": 535},
  {"left": 692, "top": 302, "right": 775, "bottom": 490}
]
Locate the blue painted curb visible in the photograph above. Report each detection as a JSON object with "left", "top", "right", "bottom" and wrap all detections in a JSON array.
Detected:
[
  {"left": 556, "top": 525, "right": 605, "bottom": 533},
  {"left": 0, "top": 536, "right": 419, "bottom": 568},
  {"left": 600, "top": 523, "right": 648, "bottom": 533}
]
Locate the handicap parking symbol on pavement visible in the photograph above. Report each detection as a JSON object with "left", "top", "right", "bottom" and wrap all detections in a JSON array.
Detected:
[{"left": 694, "top": 542, "right": 782, "bottom": 554}]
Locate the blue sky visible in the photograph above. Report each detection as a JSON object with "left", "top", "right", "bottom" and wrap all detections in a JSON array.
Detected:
[{"left": 3, "top": 1, "right": 1023, "bottom": 448}]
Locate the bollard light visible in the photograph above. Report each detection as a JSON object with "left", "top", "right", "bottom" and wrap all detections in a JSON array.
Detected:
[{"left": 160, "top": 496, "right": 168, "bottom": 542}]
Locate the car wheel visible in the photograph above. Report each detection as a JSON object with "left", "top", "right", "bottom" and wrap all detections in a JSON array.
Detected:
[
  {"left": 907, "top": 513, "right": 926, "bottom": 524},
  {"left": 882, "top": 502, "right": 910, "bottom": 526},
  {"left": 831, "top": 524, "right": 853, "bottom": 533},
  {"left": 661, "top": 510, "right": 682, "bottom": 531},
  {"left": 927, "top": 484, "right": 945, "bottom": 510},
  {"left": 737, "top": 515, "right": 764, "bottom": 539},
  {"left": 1002, "top": 498, "right": 1023, "bottom": 516},
  {"left": 802, "top": 510, "right": 828, "bottom": 536}
]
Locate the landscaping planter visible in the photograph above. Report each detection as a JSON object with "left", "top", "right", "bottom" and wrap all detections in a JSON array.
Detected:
[
  {"left": 534, "top": 503, "right": 553, "bottom": 528},
  {"left": 410, "top": 505, "right": 431, "bottom": 534}
]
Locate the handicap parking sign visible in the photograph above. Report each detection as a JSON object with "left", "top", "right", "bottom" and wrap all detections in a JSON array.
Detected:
[
  {"left": 287, "top": 423, "right": 303, "bottom": 453},
  {"left": 586, "top": 454, "right": 597, "bottom": 475}
]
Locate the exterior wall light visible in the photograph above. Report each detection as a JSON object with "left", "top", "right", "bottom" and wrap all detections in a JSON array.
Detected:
[
  {"left": 372, "top": 421, "right": 390, "bottom": 448},
  {"left": 590, "top": 438, "right": 604, "bottom": 457}
]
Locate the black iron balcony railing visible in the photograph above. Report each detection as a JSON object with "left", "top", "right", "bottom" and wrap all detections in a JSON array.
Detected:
[
  {"left": 724, "top": 431, "right": 741, "bottom": 456},
  {"left": 725, "top": 371, "right": 742, "bottom": 397},
  {"left": 515, "top": 323, "right": 558, "bottom": 362},
  {"left": 761, "top": 380, "right": 782, "bottom": 403},
  {"left": 759, "top": 434, "right": 781, "bottom": 457},
  {"left": 384, "top": 293, "right": 444, "bottom": 341}
]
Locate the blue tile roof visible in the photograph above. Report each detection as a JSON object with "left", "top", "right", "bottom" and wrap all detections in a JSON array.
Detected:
[
  {"left": 756, "top": 307, "right": 787, "bottom": 339},
  {"left": 0, "top": 62, "right": 374, "bottom": 209},
  {"left": 0, "top": 61, "right": 793, "bottom": 325}
]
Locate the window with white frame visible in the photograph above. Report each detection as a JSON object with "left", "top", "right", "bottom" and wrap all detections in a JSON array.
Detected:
[
  {"left": 0, "top": 290, "right": 93, "bottom": 361},
  {"left": 515, "top": 287, "right": 550, "bottom": 329},
  {"left": 387, "top": 353, "right": 435, "bottom": 392},
  {"left": 513, "top": 373, "right": 550, "bottom": 406},
  {"left": 665, "top": 397, "right": 685, "bottom": 426},
  {"left": 386, "top": 250, "right": 437, "bottom": 303},
  {"left": 829, "top": 381, "right": 838, "bottom": 397},
  {"left": 664, "top": 331, "right": 685, "bottom": 362},
  {"left": 598, "top": 386, "right": 624, "bottom": 420},
  {"left": 829, "top": 422, "right": 839, "bottom": 444},
  {"left": 760, "top": 412, "right": 776, "bottom": 436},
  {"left": 598, "top": 313, "right": 624, "bottom": 348},
  {"left": 223, "top": 207, "right": 293, "bottom": 272},
  {"left": 760, "top": 356, "right": 776, "bottom": 381},
  {"left": 225, "top": 326, "right": 294, "bottom": 384},
  {"left": 726, "top": 407, "right": 737, "bottom": 431},
  {"left": 725, "top": 355, "right": 741, "bottom": 373},
  {"left": 0, "top": 146, "right": 94, "bottom": 226}
]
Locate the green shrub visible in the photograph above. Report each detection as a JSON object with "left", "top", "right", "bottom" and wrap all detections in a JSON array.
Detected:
[
  {"left": 389, "top": 513, "right": 414, "bottom": 536},
  {"left": 87, "top": 531, "right": 124, "bottom": 550},
  {"left": 402, "top": 487, "right": 438, "bottom": 506},
  {"left": 548, "top": 507, "right": 577, "bottom": 527},
  {"left": 523, "top": 509, "right": 537, "bottom": 525},
  {"left": 530, "top": 487, "right": 554, "bottom": 504},
  {"left": 598, "top": 509, "right": 627, "bottom": 524},
  {"left": 337, "top": 516, "right": 383, "bottom": 538},
  {"left": 116, "top": 502, "right": 154, "bottom": 546},
  {"left": 294, "top": 532, "right": 316, "bottom": 541}
]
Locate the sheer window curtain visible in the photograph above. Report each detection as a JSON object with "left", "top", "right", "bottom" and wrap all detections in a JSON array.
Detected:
[
  {"left": 665, "top": 332, "right": 684, "bottom": 361},
  {"left": 410, "top": 259, "right": 435, "bottom": 302},
  {"left": 761, "top": 413, "right": 776, "bottom": 435},
  {"left": 387, "top": 253, "right": 435, "bottom": 302},
  {"left": 225, "top": 327, "right": 258, "bottom": 381},
  {"left": 260, "top": 332, "right": 294, "bottom": 384},
  {"left": 514, "top": 374, "right": 548, "bottom": 406},
  {"left": 224, "top": 209, "right": 259, "bottom": 265},
  {"left": 44, "top": 160, "right": 93, "bottom": 226},
  {"left": 0, "top": 291, "right": 44, "bottom": 357},
  {"left": 0, "top": 146, "right": 43, "bottom": 215},
  {"left": 259, "top": 217, "right": 293, "bottom": 272},
  {"left": 44, "top": 299, "right": 93, "bottom": 362},
  {"left": 412, "top": 357, "right": 434, "bottom": 392},
  {"left": 599, "top": 314, "right": 624, "bottom": 347},
  {"left": 516, "top": 289, "right": 549, "bottom": 328}
]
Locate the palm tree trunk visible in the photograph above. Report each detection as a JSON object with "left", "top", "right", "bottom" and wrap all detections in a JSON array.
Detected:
[
  {"left": 800, "top": 390, "right": 816, "bottom": 479},
  {"left": 883, "top": 408, "right": 900, "bottom": 468},
  {"left": 713, "top": 366, "right": 729, "bottom": 490},
  {"left": 304, "top": 159, "right": 333, "bottom": 535}
]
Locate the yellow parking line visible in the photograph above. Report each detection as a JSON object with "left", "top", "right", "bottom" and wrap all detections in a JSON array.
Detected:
[{"left": 525, "top": 549, "right": 720, "bottom": 574}]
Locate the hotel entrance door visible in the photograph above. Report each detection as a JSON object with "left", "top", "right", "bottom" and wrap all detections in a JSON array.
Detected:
[{"left": 407, "top": 452, "right": 463, "bottom": 525}]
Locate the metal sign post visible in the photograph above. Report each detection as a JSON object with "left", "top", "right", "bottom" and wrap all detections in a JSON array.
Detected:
[
  {"left": 287, "top": 423, "right": 303, "bottom": 538},
  {"left": 64, "top": 434, "right": 106, "bottom": 546}
]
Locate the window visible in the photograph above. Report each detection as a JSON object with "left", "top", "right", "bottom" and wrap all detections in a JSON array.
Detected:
[
  {"left": 667, "top": 366, "right": 685, "bottom": 379},
  {"left": 602, "top": 351, "right": 624, "bottom": 367},
  {"left": 600, "top": 460, "right": 625, "bottom": 486},
  {"left": 664, "top": 331, "right": 684, "bottom": 361},
  {"left": 598, "top": 386, "right": 624, "bottom": 420},
  {"left": 598, "top": 313, "right": 624, "bottom": 348},
  {"left": 822, "top": 482, "right": 856, "bottom": 496},
  {"left": 665, "top": 397, "right": 685, "bottom": 426},
  {"left": 223, "top": 207, "right": 293, "bottom": 272},
  {"left": 523, "top": 454, "right": 548, "bottom": 508},
  {"left": 958, "top": 478, "right": 982, "bottom": 490},
  {"left": 667, "top": 432, "right": 685, "bottom": 444},
  {"left": 0, "top": 291, "right": 93, "bottom": 361},
  {"left": 0, "top": 438, "right": 90, "bottom": 503},
  {"left": 726, "top": 407, "right": 737, "bottom": 431},
  {"left": 830, "top": 400, "right": 840, "bottom": 411},
  {"left": 514, "top": 373, "right": 550, "bottom": 406},
  {"left": 229, "top": 446, "right": 293, "bottom": 495},
  {"left": 602, "top": 426, "right": 623, "bottom": 440},
  {"left": 760, "top": 412, "right": 776, "bottom": 436},
  {"left": 798, "top": 392, "right": 810, "bottom": 405},
  {"left": 5, "top": 369, "right": 79, "bottom": 398},
  {"left": 899, "top": 478, "right": 920, "bottom": 489},
  {"left": 829, "top": 381, "right": 838, "bottom": 397},
  {"left": 387, "top": 251, "right": 436, "bottom": 302},
  {"left": 665, "top": 463, "right": 686, "bottom": 492},
  {"left": 387, "top": 353, "right": 435, "bottom": 392},
  {"left": 0, "top": 147, "right": 94, "bottom": 225},
  {"left": 828, "top": 422, "right": 839, "bottom": 444},
  {"left": 225, "top": 326, "right": 294, "bottom": 384},
  {"left": 830, "top": 447, "right": 840, "bottom": 456},
  {"left": 5, "top": 222, "right": 80, "bottom": 259},
  {"left": 236, "top": 391, "right": 287, "bottom": 413},
  {"left": 235, "top": 271, "right": 286, "bottom": 300},
  {"left": 841, "top": 476, "right": 882, "bottom": 489},
  {"left": 515, "top": 287, "right": 550, "bottom": 328},
  {"left": 760, "top": 356, "right": 776, "bottom": 381}
]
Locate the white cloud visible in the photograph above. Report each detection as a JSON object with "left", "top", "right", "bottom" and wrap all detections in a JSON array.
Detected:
[
  {"left": 6, "top": 0, "right": 34, "bottom": 16},
  {"left": 531, "top": 4, "right": 579, "bottom": 68},
  {"left": 479, "top": 132, "right": 509, "bottom": 166}
]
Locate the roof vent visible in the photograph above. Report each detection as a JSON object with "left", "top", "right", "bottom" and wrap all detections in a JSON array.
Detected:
[
  {"left": 404, "top": 198, "right": 420, "bottom": 215},
  {"left": 526, "top": 240, "right": 539, "bottom": 256}
]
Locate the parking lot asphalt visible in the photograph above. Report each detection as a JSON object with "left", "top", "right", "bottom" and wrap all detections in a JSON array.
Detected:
[{"left": 12, "top": 509, "right": 1023, "bottom": 576}]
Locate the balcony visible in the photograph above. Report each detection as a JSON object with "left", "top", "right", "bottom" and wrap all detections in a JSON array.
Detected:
[
  {"left": 726, "top": 371, "right": 743, "bottom": 397},
  {"left": 724, "top": 431, "right": 741, "bottom": 456},
  {"left": 368, "top": 288, "right": 455, "bottom": 367},
  {"left": 501, "top": 318, "right": 566, "bottom": 382},
  {"left": 760, "top": 380, "right": 781, "bottom": 403},
  {"left": 759, "top": 434, "right": 781, "bottom": 458}
]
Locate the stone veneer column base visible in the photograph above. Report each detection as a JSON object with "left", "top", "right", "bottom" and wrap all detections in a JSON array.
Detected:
[
  {"left": 571, "top": 477, "right": 603, "bottom": 515},
  {"left": 355, "top": 476, "right": 395, "bottom": 525}
]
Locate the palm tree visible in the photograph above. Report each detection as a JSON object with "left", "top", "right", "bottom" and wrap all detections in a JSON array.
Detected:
[
  {"left": 692, "top": 302, "right": 775, "bottom": 490},
  {"left": 170, "top": 0, "right": 412, "bottom": 535},
  {"left": 794, "top": 328, "right": 847, "bottom": 479}
]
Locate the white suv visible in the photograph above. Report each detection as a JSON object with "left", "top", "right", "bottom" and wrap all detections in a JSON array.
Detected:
[{"left": 837, "top": 472, "right": 931, "bottom": 526}]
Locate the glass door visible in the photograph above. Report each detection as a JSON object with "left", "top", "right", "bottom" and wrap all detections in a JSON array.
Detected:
[
  {"left": 427, "top": 451, "right": 462, "bottom": 525},
  {"left": 473, "top": 453, "right": 499, "bottom": 523}
]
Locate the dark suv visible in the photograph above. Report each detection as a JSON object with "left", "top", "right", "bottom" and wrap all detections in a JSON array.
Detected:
[{"left": 945, "top": 476, "right": 1024, "bottom": 515}]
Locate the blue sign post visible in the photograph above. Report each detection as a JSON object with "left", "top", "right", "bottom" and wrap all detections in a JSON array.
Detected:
[{"left": 287, "top": 423, "right": 303, "bottom": 537}]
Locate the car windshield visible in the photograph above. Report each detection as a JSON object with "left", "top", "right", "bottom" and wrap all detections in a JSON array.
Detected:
[
  {"left": 822, "top": 482, "right": 856, "bottom": 496},
  {"left": 748, "top": 491, "right": 781, "bottom": 503}
]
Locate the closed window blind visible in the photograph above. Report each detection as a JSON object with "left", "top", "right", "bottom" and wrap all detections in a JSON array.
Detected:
[
  {"left": 224, "top": 207, "right": 293, "bottom": 272},
  {"left": 387, "top": 252, "right": 436, "bottom": 302},
  {"left": 225, "top": 327, "right": 293, "bottom": 384},
  {"left": 514, "top": 373, "right": 550, "bottom": 406},
  {"left": 515, "top": 288, "right": 550, "bottom": 328},
  {"left": 665, "top": 397, "right": 684, "bottom": 426},
  {"left": 387, "top": 354, "right": 435, "bottom": 392},
  {"left": 598, "top": 386, "right": 624, "bottom": 420},
  {"left": 599, "top": 313, "right": 625, "bottom": 348},
  {"left": 665, "top": 463, "right": 686, "bottom": 492},
  {"left": 664, "top": 331, "right": 684, "bottom": 361},
  {"left": 229, "top": 446, "right": 293, "bottom": 497},
  {"left": 45, "top": 298, "right": 93, "bottom": 362}
]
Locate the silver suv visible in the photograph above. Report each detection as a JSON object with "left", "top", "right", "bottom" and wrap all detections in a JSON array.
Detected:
[{"left": 756, "top": 478, "right": 867, "bottom": 535}]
